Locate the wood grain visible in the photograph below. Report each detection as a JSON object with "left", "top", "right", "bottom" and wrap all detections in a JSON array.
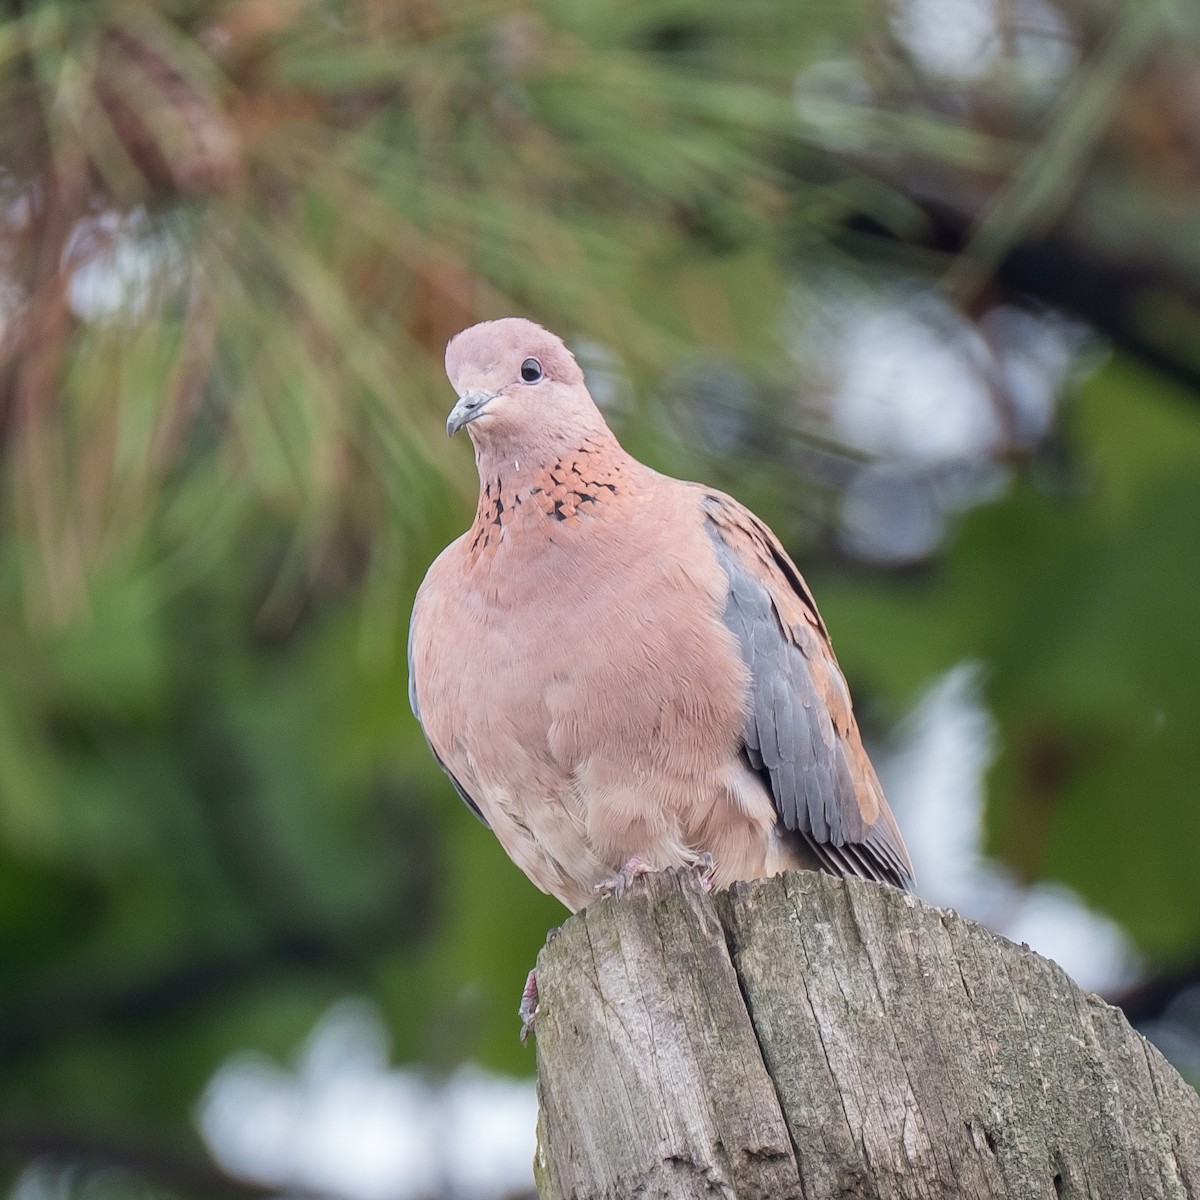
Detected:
[{"left": 533, "top": 870, "right": 1200, "bottom": 1199}]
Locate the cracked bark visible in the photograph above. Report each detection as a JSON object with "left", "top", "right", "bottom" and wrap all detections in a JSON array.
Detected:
[{"left": 532, "top": 870, "right": 1200, "bottom": 1200}]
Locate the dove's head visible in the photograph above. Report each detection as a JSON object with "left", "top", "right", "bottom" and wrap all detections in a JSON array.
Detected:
[{"left": 444, "top": 318, "right": 611, "bottom": 455}]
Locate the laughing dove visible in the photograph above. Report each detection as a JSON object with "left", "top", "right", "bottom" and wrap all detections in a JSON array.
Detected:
[{"left": 408, "top": 318, "right": 913, "bottom": 913}]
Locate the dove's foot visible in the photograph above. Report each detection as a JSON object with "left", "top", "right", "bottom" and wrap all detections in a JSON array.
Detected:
[
  {"left": 593, "top": 856, "right": 654, "bottom": 899},
  {"left": 518, "top": 968, "right": 539, "bottom": 1044},
  {"left": 681, "top": 850, "right": 716, "bottom": 892},
  {"left": 517, "top": 926, "right": 562, "bottom": 1043}
]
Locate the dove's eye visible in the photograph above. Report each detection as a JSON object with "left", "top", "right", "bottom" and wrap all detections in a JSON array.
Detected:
[{"left": 520, "top": 358, "right": 543, "bottom": 383}]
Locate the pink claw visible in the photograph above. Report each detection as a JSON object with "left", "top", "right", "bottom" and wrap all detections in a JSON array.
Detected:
[
  {"left": 518, "top": 968, "right": 539, "bottom": 1044},
  {"left": 593, "top": 855, "right": 654, "bottom": 899},
  {"left": 692, "top": 851, "right": 716, "bottom": 892}
]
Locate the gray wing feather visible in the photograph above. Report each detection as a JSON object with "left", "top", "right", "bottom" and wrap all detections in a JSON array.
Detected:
[{"left": 704, "top": 516, "right": 910, "bottom": 889}]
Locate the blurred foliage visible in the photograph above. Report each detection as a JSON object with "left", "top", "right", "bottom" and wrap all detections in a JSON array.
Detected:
[
  {"left": 816, "top": 354, "right": 1200, "bottom": 960},
  {"left": 0, "top": 0, "right": 1198, "bottom": 1194}
]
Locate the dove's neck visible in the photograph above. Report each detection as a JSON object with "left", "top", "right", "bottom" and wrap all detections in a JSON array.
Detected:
[
  {"left": 468, "top": 424, "right": 644, "bottom": 538},
  {"left": 471, "top": 423, "right": 629, "bottom": 497}
]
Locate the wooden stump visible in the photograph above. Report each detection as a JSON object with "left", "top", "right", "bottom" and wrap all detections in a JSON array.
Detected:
[{"left": 532, "top": 870, "right": 1200, "bottom": 1199}]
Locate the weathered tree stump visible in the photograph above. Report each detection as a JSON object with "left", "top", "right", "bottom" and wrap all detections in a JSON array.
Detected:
[{"left": 532, "top": 870, "right": 1200, "bottom": 1199}]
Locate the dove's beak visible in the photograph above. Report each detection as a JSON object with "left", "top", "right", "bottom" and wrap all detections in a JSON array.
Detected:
[{"left": 447, "top": 390, "right": 495, "bottom": 436}]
